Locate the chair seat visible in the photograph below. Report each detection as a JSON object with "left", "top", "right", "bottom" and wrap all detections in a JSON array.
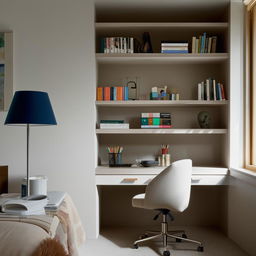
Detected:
[{"left": 132, "top": 193, "right": 146, "bottom": 209}]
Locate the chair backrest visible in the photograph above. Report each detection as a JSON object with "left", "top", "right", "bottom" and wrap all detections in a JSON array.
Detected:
[{"left": 144, "top": 159, "right": 192, "bottom": 212}]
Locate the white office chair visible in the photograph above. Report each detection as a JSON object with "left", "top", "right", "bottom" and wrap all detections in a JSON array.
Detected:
[{"left": 132, "top": 159, "right": 203, "bottom": 256}]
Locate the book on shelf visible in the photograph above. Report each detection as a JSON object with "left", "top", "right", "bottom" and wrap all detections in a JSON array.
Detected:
[
  {"left": 99, "top": 120, "right": 129, "bottom": 129},
  {"left": 192, "top": 33, "right": 217, "bottom": 54},
  {"left": 161, "top": 41, "right": 188, "bottom": 54},
  {"left": 97, "top": 86, "right": 129, "bottom": 101},
  {"left": 141, "top": 125, "right": 172, "bottom": 128},
  {"left": 141, "top": 113, "right": 171, "bottom": 128},
  {"left": 100, "top": 123, "right": 130, "bottom": 129},
  {"left": 100, "top": 120, "right": 124, "bottom": 124},
  {"left": 100, "top": 37, "right": 134, "bottom": 54},
  {"left": 197, "top": 78, "right": 226, "bottom": 101}
]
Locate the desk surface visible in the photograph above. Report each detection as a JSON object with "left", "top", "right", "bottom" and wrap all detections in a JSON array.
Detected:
[
  {"left": 95, "top": 166, "right": 229, "bottom": 186},
  {"left": 96, "top": 166, "right": 228, "bottom": 175}
]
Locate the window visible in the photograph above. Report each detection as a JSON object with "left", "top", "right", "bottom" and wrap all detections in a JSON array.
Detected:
[{"left": 245, "top": 0, "right": 256, "bottom": 171}]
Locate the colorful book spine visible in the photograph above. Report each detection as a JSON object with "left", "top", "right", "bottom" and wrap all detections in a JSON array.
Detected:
[
  {"left": 97, "top": 87, "right": 103, "bottom": 101},
  {"left": 97, "top": 86, "right": 130, "bottom": 101},
  {"left": 100, "top": 120, "right": 124, "bottom": 123},
  {"left": 192, "top": 37, "right": 196, "bottom": 54},
  {"left": 116, "top": 87, "right": 123, "bottom": 101},
  {"left": 124, "top": 86, "right": 129, "bottom": 100},
  {"left": 104, "top": 87, "right": 111, "bottom": 101},
  {"left": 100, "top": 37, "right": 134, "bottom": 54},
  {"left": 161, "top": 50, "right": 188, "bottom": 53},
  {"left": 141, "top": 113, "right": 171, "bottom": 128},
  {"left": 197, "top": 79, "right": 226, "bottom": 101},
  {"left": 198, "top": 83, "right": 202, "bottom": 100},
  {"left": 141, "top": 125, "right": 172, "bottom": 128},
  {"left": 220, "top": 84, "right": 226, "bottom": 100},
  {"left": 213, "top": 80, "right": 216, "bottom": 100},
  {"left": 206, "top": 79, "right": 210, "bottom": 100},
  {"left": 192, "top": 33, "right": 218, "bottom": 53},
  {"left": 100, "top": 123, "right": 129, "bottom": 129}
]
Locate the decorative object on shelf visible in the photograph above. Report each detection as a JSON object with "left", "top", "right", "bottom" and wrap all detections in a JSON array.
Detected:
[
  {"left": 198, "top": 78, "right": 226, "bottom": 101},
  {"left": 169, "top": 88, "right": 180, "bottom": 100},
  {"left": 107, "top": 146, "right": 123, "bottom": 166},
  {"left": 134, "top": 38, "right": 143, "bottom": 53},
  {"left": 142, "top": 32, "right": 153, "bottom": 53},
  {"left": 198, "top": 111, "right": 211, "bottom": 128},
  {"left": 141, "top": 113, "right": 172, "bottom": 128},
  {"left": 158, "top": 144, "right": 171, "bottom": 167},
  {"left": 123, "top": 76, "right": 139, "bottom": 100},
  {"left": 5, "top": 91, "right": 57, "bottom": 197},
  {"left": 192, "top": 33, "right": 217, "bottom": 54},
  {"left": 150, "top": 86, "right": 169, "bottom": 100},
  {"left": 127, "top": 81, "right": 137, "bottom": 100},
  {"left": 149, "top": 86, "right": 180, "bottom": 101},
  {"left": 140, "top": 160, "right": 159, "bottom": 167},
  {"left": 161, "top": 41, "right": 188, "bottom": 54}
]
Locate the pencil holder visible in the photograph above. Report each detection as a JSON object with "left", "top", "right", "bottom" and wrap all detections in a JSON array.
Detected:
[{"left": 108, "top": 153, "right": 122, "bottom": 166}]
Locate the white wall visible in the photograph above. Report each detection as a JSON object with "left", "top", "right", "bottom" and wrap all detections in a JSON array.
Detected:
[
  {"left": 228, "top": 2, "right": 256, "bottom": 256},
  {"left": 228, "top": 177, "right": 256, "bottom": 256},
  {"left": 0, "top": 0, "right": 98, "bottom": 238}
]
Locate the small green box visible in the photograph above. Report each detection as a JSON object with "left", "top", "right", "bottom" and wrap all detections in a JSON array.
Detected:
[
  {"left": 153, "top": 118, "right": 160, "bottom": 125},
  {"left": 141, "top": 118, "right": 148, "bottom": 125}
]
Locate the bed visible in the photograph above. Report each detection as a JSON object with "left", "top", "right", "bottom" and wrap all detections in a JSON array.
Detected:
[{"left": 0, "top": 194, "right": 85, "bottom": 256}]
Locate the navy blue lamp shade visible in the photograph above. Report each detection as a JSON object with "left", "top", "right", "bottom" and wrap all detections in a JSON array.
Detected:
[{"left": 5, "top": 91, "right": 57, "bottom": 125}]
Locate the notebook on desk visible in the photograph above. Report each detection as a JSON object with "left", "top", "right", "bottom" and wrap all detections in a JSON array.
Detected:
[{"left": 46, "top": 191, "right": 66, "bottom": 211}]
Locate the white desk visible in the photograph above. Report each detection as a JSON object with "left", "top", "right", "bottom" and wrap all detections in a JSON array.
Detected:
[{"left": 95, "top": 166, "right": 229, "bottom": 186}]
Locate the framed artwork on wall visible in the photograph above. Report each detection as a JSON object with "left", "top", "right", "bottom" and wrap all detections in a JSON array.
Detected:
[{"left": 0, "top": 31, "right": 13, "bottom": 111}]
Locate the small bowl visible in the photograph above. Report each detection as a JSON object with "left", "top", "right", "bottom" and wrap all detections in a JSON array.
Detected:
[{"left": 140, "top": 160, "right": 159, "bottom": 167}]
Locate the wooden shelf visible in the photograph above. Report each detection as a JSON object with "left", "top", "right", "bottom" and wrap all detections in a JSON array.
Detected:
[
  {"left": 96, "top": 22, "right": 229, "bottom": 29},
  {"left": 96, "top": 53, "right": 229, "bottom": 64},
  {"left": 96, "top": 100, "right": 228, "bottom": 107},
  {"left": 96, "top": 129, "right": 227, "bottom": 135},
  {"left": 95, "top": 166, "right": 229, "bottom": 175}
]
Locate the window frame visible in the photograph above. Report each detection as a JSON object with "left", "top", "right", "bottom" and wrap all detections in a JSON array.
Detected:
[{"left": 245, "top": 2, "right": 256, "bottom": 172}]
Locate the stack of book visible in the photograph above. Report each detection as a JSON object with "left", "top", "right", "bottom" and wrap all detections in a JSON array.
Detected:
[
  {"left": 192, "top": 33, "right": 217, "bottom": 53},
  {"left": 100, "top": 37, "right": 134, "bottom": 53},
  {"left": 161, "top": 41, "right": 188, "bottom": 54},
  {"left": 141, "top": 113, "right": 172, "bottom": 128},
  {"left": 97, "top": 86, "right": 129, "bottom": 101},
  {"left": 198, "top": 79, "right": 226, "bottom": 101},
  {"left": 100, "top": 120, "right": 130, "bottom": 129},
  {"left": 0, "top": 196, "right": 48, "bottom": 215}
]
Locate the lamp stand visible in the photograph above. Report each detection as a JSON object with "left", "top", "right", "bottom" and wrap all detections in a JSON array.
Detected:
[{"left": 26, "top": 124, "right": 30, "bottom": 197}]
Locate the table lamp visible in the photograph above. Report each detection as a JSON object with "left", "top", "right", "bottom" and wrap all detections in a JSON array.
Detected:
[{"left": 4, "top": 91, "right": 57, "bottom": 197}]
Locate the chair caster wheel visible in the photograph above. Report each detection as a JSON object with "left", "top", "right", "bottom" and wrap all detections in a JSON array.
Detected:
[
  {"left": 176, "top": 233, "right": 187, "bottom": 242},
  {"left": 182, "top": 233, "right": 187, "bottom": 239},
  {"left": 133, "top": 243, "right": 138, "bottom": 249},
  {"left": 197, "top": 246, "right": 204, "bottom": 252},
  {"left": 163, "top": 250, "right": 170, "bottom": 256},
  {"left": 139, "top": 234, "right": 148, "bottom": 239}
]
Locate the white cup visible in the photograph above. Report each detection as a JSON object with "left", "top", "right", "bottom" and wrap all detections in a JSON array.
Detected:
[{"left": 22, "top": 176, "right": 48, "bottom": 196}]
